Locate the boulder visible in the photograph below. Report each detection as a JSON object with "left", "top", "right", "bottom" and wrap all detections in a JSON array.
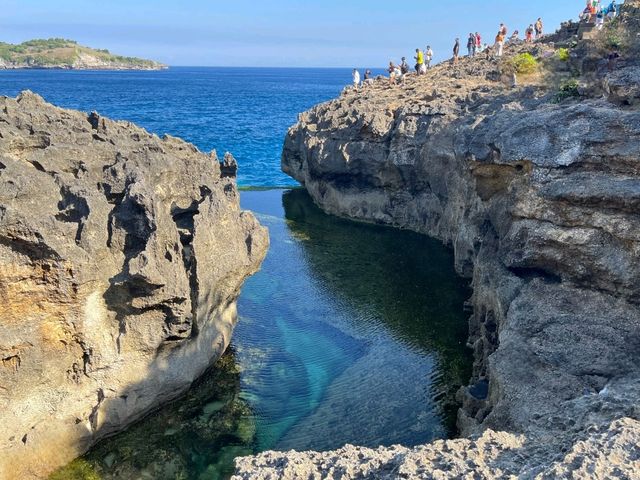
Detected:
[
  {"left": 0, "top": 91, "right": 268, "bottom": 479},
  {"left": 604, "top": 66, "right": 640, "bottom": 106}
]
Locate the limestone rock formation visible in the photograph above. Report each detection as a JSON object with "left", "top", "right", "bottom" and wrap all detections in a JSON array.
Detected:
[
  {"left": 238, "top": 2, "right": 640, "bottom": 478},
  {"left": 0, "top": 91, "right": 268, "bottom": 479},
  {"left": 234, "top": 417, "right": 640, "bottom": 479}
]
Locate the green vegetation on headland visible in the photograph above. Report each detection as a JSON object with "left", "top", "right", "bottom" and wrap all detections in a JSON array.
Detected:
[{"left": 0, "top": 38, "right": 166, "bottom": 70}]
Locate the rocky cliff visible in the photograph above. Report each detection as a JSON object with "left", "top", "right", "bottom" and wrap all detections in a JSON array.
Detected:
[
  {"left": 0, "top": 92, "right": 268, "bottom": 479},
  {"left": 237, "top": 2, "right": 640, "bottom": 478}
]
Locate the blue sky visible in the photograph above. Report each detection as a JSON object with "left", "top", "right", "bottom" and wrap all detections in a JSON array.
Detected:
[{"left": 1, "top": 1, "right": 584, "bottom": 67}]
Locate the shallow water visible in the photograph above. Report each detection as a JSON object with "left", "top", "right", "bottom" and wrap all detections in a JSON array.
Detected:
[{"left": 56, "top": 189, "right": 472, "bottom": 479}]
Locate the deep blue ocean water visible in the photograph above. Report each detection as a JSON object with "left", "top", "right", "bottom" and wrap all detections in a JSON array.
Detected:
[
  {"left": 0, "top": 67, "right": 364, "bottom": 186},
  {"left": 0, "top": 68, "right": 471, "bottom": 479}
]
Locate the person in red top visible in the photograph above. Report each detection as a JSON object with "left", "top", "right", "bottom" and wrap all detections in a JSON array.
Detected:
[
  {"left": 475, "top": 32, "right": 481, "bottom": 50},
  {"left": 526, "top": 24, "right": 534, "bottom": 43}
]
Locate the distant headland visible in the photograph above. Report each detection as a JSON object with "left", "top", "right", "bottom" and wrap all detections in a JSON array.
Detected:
[{"left": 0, "top": 38, "right": 167, "bottom": 70}]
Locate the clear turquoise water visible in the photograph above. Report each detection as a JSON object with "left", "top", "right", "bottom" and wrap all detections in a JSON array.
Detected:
[
  {"left": 0, "top": 69, "right": 470, "bottom": 479},
  {"left": 59, "top": 188, "right": 471, "bottom": 480},
  {"left": 237, "top": 190, "right": 472, "bottom": 452}
]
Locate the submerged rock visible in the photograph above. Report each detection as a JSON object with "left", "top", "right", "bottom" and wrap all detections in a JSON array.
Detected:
[
  {"left": 237, "top": 2, "right": 640, "bottom": 477},
  {"left": 0, "top": 91, "right": 268, "bottom": 479}
]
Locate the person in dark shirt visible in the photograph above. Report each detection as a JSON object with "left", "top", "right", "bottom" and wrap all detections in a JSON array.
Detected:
[
  {"left": 467, "top": 33, "right": 476, "bottom": 56},
  {"left": 400, "top": 57, "right": 410, "bottom": 75},
  {"left": 453, "top": 38, "right": 460, "bottom": 65},
  {"left": 363, "top": 69, "right": 374, "bottom": 87}
]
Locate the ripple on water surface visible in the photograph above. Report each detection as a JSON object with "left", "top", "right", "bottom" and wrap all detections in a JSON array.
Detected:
[{"left": 53, "top": 189, "right": 472, "bottom": 480}]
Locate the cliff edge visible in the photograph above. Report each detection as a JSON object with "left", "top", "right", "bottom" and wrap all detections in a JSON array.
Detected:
[
  {"left": 0, "top": 92, "right": 268, "bottom": 479},
  {"left": 237, "top": 2, "right": 640, "bottom": 478}
]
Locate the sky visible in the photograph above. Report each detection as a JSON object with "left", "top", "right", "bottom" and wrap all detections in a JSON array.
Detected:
[{"left": 1, "top": 1, "right": 586, "bottom": 67}]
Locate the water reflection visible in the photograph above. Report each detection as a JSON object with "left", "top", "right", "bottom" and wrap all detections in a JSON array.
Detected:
[
  {"left": 54, "top": 189, "right": 471, "bottom": 480},
  {"left": 282, "top": 189, "right": 472, "bottom": 395},
  {"left": 236, "top": 189, "right": 471, "bottom": 451}
]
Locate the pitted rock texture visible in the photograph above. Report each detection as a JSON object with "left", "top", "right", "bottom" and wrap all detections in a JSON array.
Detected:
[
  {"left": 234, "top": 417, "right": 640, "bottom": 480},
  {"left": 0, "top": 91, "right": 268, "bottom": 479},
  {"left": 251, "top": 2, "right": 640, "bottom": 478}
]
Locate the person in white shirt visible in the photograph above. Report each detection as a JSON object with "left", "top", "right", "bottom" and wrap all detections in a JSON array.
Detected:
[
  {"left": 425, "top": 46, "right": 433, "bottom": 69},
  {"left": 352, "top": 69, "right": 361, "bottom": 91}
]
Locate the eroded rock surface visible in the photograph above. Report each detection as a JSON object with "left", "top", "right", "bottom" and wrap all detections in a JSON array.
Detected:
[
  {"left": 0, "top": 91, "right": 268, "bottom": 479},
  {"left": 238, "top": 2, "right": 640, "bottom": 478},
  {"left": 234, "top": 417, "right": 640, "bottom": 479}
]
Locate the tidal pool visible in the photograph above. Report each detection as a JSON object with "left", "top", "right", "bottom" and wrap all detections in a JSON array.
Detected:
[{"left": 54, "top": 189, "right": 472, "bottom": 480}]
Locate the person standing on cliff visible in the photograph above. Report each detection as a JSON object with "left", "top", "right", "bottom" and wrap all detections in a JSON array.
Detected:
[
  {"left": 425, "top": 46, "right": 434, "bottom": 69},
  {"left": 452, "top": 38, "right": 460, "bottom": 66},
  {"left": 526, "top": 24, "right": 535, "bottom": 42},
  {"left": 400, "top": 57, "right": 410, "bottom": 75},
  {"left": 535, "top": 18, "right": 544, "bottom": 38},
  {"left": 495, "top": 31, "right": 505, "bottom": 57},
  {"left": 388, "top": 61, "right": 399, "bottom": 85},
  {"left": 363, "top": 69, "right": 374, "bottom": 87},
  {"left": 467, "top": 33, "right": 476, "bottom": 57},
  {"left": 475, "top": 32, "right": 482, "bottom": 52},
  {"left": 414, "top": 48, "right": 425, "bottom": 74},
  {"left": 352, "top": 69, "right": 361, "bottom": 91}
]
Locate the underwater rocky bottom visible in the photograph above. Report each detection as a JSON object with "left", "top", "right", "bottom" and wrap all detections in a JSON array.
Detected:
[{"left": 52, "top": 189, "right": 473, "bottom": 480}]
